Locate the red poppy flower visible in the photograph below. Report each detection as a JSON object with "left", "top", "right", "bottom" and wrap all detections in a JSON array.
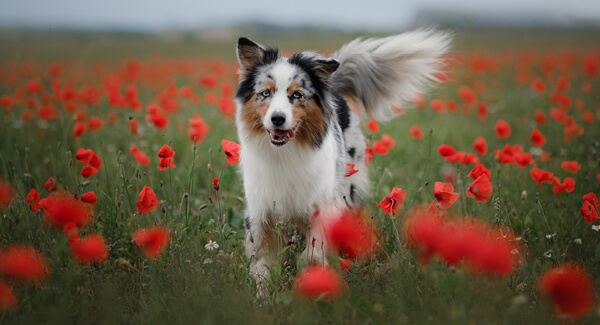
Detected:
[
  {"left": 513, "top": 151, "right": 536, "bottom": 168},
  {"left": 212, "top": 177, "right": 220, "bottom": 191},
  {"left": 561, "top": 161, "right": 581, "bottom": 174},
  {"left": 530, "top": 128, "right": 546, "bottom": 147},
  {"left": 377, "top": 187, "right": 407, "bottom": 216},
  {"left": 0, "top": 282, "right": 17, "bottom": 310},
  {"left": 530, "top": 79, "right": 545, "bottom": 94},
  {"left": 221, "top": 139, "right": 240, "bottom": 166},
  {"left": 409, "top": 125, "right": 424, "bottom": 139},
  {"left": 26, "top": 188, "right": 40, "bottom": 212},
  {"left": 534, "top": 109, "right": 547, "bottom": 125},
  {"left": 45, "top": 177, "right": 57, "bottom": 192},
  {"left": 129, "top": 145, "right": 151, "bottom": 165},
  {"left": 538, "top": 265, "right": 595, "bottom": 319},
  {"left": 472, "top": 136, "right": 488, "bottom": 156},
  {"left": 63, "top": 222, "right": 79, "bottom": 246},
  {"left": 467, "top": 164, "right": 491, "bottom": 180},
  {"left": 458, "top": 85, "right": 477, "bottom": 104},
  {"left": 345, "top": 163, "right": 358, "bottom": 177},
  {"left": 494, "top": 120, "right": 511, "bottom": 139},
  {"left": 71, "top": 234, "right": 108, "bottom": 264},
  {"left": 0, "top": 179, "right": 14, "bottom": 208},
  {"left": 460, "top": 153, "right": 480, "bottom": 164},
  {"left": 80, "top": 192, "right": 97, "bottom": 205},
  {"left": 434, "top": 182, "right": 459, "bottom": 209},
  {"left": 371, "top": 140, "right": 389, "bottom": 155},
  {"left": 294, "top": 264, "right": 343, "bottom": 300},
  {"left": 157, "top": 144, "right": 176, "bottom": 170},
  {"left": 367, "top": 118, "right": 379, "bottom": 133},
  {"left": 88, "top": 116, "right": 103, "bottom": 131},
  {"left": 552, "top": 177, "right": 576, "bottom": 194},
  {"left": 41, "top": 193, "right": 93, "bottom": 228},
  {"left": 430, "top": 99, "right": 445, "bottom": 112},
  {"left": 187, "top": 115, "right": 210, "bottom": 143},
  {"left": 477, "top": 103, "right": 488, "bottom": 121},
  {"left": 380, "top": 134, "right": 396, "bottom": 149},
  {"left": 467, "top": 175, "right": 493, "bottom": 202},
  {"left": 136, "top": 186, "right": 158, "bottom": 214},
  {"left": 75, "top": 148, "right": 102, "bottom": 170},
  {"left": 581, "top": 201, "right": 599, "bottom": 224},
  {"left": 81, "top": 166, "right": 99, "bottom": 178},
  {"left": 583, "top": 193, "right": 599, "bottom": 207},
  {"left": 529, "top": 168, "right": 554, "bottom": 185},
  {"left": 0, "top": 246, "right": 48, "bottom": 283},
  {"left": 146, "top": 112, "right": 168, "bottom": 130},
  {"left": 72, "top": 121, "right": 87, "bottom": 140},
  {"left": 133, "top": 226, "right": 171, "bottom": 259},
  {"left": 403, "top": 209, "right": 446, "bottom": 265},
  {"left": 129, "top": 118, "right": 139, "bottom": 136},
  {"left": 339, "top": 259, "right": 353, "bottom": 273},
  {"left": 438, "top": 144, "right": 457, "bottom": 158},
  {"left": 327, "top": 209, "right": 375, "bottom": 258}
]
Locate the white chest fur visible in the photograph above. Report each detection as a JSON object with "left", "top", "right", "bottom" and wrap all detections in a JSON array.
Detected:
[{"left": 239, "top": 131, "right": 339, "bottom": 223}]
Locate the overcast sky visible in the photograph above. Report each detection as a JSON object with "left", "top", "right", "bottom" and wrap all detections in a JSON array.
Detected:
[{"left": 1, "top": 0, "right": 599, "bottom": 31}]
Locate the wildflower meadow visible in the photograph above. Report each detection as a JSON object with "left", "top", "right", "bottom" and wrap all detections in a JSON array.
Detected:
[{"left": 0, "top": 30, "right": 599, "bottom": 323}]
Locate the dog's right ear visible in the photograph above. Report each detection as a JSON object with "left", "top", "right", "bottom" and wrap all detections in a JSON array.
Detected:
[{"left": 237, "top": 37, "right": 266, "bottom": 72}]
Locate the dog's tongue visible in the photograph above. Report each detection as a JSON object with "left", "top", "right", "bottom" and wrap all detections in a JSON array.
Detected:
[{"left": 273, "top": 129, "right": 295, "bottom": 140}]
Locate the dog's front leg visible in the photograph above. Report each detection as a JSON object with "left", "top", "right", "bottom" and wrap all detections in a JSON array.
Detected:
[{"left": 245, "top": 213, "right": 284, "bottom": 298}]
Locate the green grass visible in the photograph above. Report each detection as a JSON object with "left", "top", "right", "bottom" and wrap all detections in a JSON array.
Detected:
[{"left": 0, "top": 29, "right": 599, "bottom": 324}]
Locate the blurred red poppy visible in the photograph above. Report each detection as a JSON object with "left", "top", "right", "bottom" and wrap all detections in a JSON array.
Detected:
[
  {"left": 129, "top": 145, "right": 151, "bottom": 165},
  {"left": 133, "top": 226, "right": 170, "bottom": 259},
  {"left": 0, "top": 246, "right": 48, "bottom": 283},
  {"left": 583, "top": 193, "right": 599, "bottom": 207},
  {"left": 472, "top": 136, "right": 488, "bottom": 156},
  {"left": 534, "top": 109, "right": 547, "bottom": 125},
  {"left": 494, "top": 120, "right": 511, "bottom": 139},
  {"left": 88, "top": 116, "right": 103, "bottom": 131},
  {"left": 72, "top": 234, "right": 109, "bottom": 264},
  {"left": 561, "top": 161, "right": 581, "bottom": 174},
  {"left": 41, "top": 193, "right": 93, "bottom": 228},
  {"left": 26, "top": 188, "right": 40, "bottom": 212},
  {"left": 467, "top": 164, "right": 491, "bottom": 180},
  {"left": 136, "top": 186, "right": 158, "bottom": 214},
  {"left": 157, "top": 144, "right": 176, "bottom": 170},
  {"left": 367, "top": 118, "right": 379, "bottom": 133},
  {"left": 530, "top": 128, "right": 546, "bottom": 147},
  {"left": 458, "top": 85, "right": 477, "bottom": 104},
  {"left": 0, "top": 282, "right": 17, "bottom": 311},
  {"left": 294, "top": 264, "right": 343, "bottom": 300},
  {"left": 409, "top": 125, "right": 424, "bottom": 139},
  {"left": 212, "top": 177, "right": 220, "bottom": 191},
  {"left": 45, "top": 177, "right": 57, "bottom": 192},
  {"left": 345, "top": 163, "right": 358, "bottom": 177},
  {"left": 327, "top": 209, "right": 376, "bottom": 258},
  {"left": 0, "top": 179, "right": 14, "bottom": 208},
  {"left": 129, "top": 118, "right": 139, "bottom": 136},
  {"left": 538, "top": 265, "right": 595, "bottom": 319}
]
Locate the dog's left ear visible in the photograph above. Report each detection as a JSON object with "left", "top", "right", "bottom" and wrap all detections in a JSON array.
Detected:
[{"left": 313, "top": 59, "right": 340, "bottom": 81}]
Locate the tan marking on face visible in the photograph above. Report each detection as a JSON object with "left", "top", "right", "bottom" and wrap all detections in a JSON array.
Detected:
[
  {"left": 290, "top": 85, "right": 326, "bottom": 148},
  {"left": 240, "top": 81, "right": 275, "bottom": 139}
]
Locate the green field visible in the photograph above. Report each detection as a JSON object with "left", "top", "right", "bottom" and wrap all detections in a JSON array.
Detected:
[{"left": 0, "top": 28, "right": 599, "bottom": 324}]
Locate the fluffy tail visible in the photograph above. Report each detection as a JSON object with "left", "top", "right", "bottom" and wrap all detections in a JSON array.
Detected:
[{"left": 330, "top": 29, "right": 452, "bottom": 121}]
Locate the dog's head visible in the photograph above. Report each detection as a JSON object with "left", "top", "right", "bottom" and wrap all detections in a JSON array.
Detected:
[{"left": 235, "top": 38, "right": 339, "bottom": 148}]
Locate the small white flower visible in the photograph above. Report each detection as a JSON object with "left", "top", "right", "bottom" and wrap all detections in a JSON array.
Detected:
[
  {"left": 203, "top": 258, "right": 213, "bottom": 264},
  {"left": 574, "top": 238, "right": 582, "bottom": 245},
  {"left": 593, "top": 225, "right": 600, "bottom": 231},
  {"left": 514, "top": 237, "right": 522, "bottom": 241},
  {"left": 543, "top": 250, "right": 553, "bottom": 258},
  {"left": 510, "top": 248, "right": 519, "bottom": 255},
  {"left": 545, "top": 233, "right": 556, "bottom": 239},
  {"left": 205, "top": 240, "right": 219, "bottom": 251}
]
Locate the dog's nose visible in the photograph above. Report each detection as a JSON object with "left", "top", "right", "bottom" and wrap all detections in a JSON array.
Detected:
[{"left": 271, "top": 113, "right": 286, "bottom": 127}]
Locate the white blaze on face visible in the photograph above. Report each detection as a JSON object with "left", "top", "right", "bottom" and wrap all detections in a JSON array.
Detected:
[{"left": 261, "top": 62, "right": 298, "bottom": 131}]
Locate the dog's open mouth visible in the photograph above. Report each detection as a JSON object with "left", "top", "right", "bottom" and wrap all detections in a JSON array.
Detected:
[{"left": 267, "top": 127, "right": 296, "bottom": 146}]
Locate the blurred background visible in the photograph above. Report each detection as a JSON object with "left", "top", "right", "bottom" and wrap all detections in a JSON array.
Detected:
[{"left": 1, "top": 0, "right": 599, "bottom": 62}]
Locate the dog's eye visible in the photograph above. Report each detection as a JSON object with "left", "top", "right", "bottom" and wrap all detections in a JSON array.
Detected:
[
  {"left": 259, "top": 90, "right": 271, "bottom": 98},
  {"left": 292, "top": 91, "right": 303, "bottom": 99}
]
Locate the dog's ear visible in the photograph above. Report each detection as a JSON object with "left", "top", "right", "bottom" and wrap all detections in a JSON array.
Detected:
[
  {"left": 313, "top": 59, "right": 340, "bottom": 81},
  {"left": 237, "top": 37, "right": 267, "bottom": 72}
]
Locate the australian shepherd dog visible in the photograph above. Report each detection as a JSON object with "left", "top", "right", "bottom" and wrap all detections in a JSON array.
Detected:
[{"left": 234, "top": 29, "right": 451, "bottom": 294}]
